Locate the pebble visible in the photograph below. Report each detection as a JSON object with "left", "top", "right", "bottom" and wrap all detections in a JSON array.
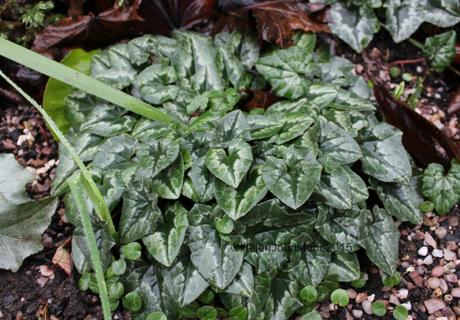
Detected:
[
  {"left": 440, "top": 279, "right": 449, "bottom": 294},
  {"left": 450, "top": 287, "right": 460, "bottom": 298},
  {"left": 362, "top": 300, "right": 372, "bottom": 315},
  {"left": 448, "top": 216, "right": 458, "bottom": 227},
  {"left": 424, "top": 299, "right": 446, "bottom": 314},
  {"left": 433, "top": 249, "right": 444, "bottom": 258},
  {"left": 352, "top": 310, "right": 363, "bottom": 319},
  {"left": 396, "top": 288, "right": 409, "bottom": 300},
  {"left": 443, "top": 249, "right": 456, "bottom": 261},
  {"left": 355, "top": 293, "right": 368, "bottom": 304},
  {"left": 453, "top": 306, "right": 460, "bottom": 316},
  {"left": 367, "top": 294, "right": 375, "bottom": 303},
  {"left": 389, "top": 294, "right": 400, "bottom": 305},
  {"left": 347, "top": 289, "right": 357, "bottom": 299},
  {"left": 445, "top": 274, "right": 458, "bottom": 283},
  {"left": 424, "top": 232, "right": 437, "bottom": 248},
  {"left": 435, "top": 227, "right": 448, "bottom": 239},
  {"left": 423, "top": 255, "right": 434, "bottom": 265},
  {"left": 432, "top": 266, "right": 445, "bottom": 277},
  {"left": 427, "top": 277, "right": 441, "bottom": 289},
  {"left": 401, "top": 302, "right": 412, "bottom": 311},
  {"left": 409, "top": 271, "right": 424, "bottom": 287},
  {"left": 419, "top": 246, "right": 429, "bottom": 256}
]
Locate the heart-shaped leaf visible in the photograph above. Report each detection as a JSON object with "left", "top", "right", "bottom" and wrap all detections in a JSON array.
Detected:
[
  {"left": 206, "top": 140, "right": 253, "bottom": 188},
  {"left": 135, "top": 137, "right": 180, "bottom": 179},
  {"left": 214, "top": 166, "right": 268, "bottom": 220},
  {"left": 150, "top": 153, "right": 184, "bottom": 199},
  {"left": 262, "top": 150, "right": 322, "bottom": 209}
]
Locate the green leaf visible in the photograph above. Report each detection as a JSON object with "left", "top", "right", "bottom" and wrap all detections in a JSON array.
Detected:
[
  {"left": 360, "top": 123, "right": 412, "bottom": 184},
  {"left": 43, "top": 48, "right": 99, "bottom": 135},
  {"left": 331, "top": 288, "right": 349, "bottom": 307},
  {"left": 317, "top": 165, "right": 368, "bottom": 210},
  {"left": 92, "top": 134, "right": 137, "bottom": 171},
  {"left": 328, "top": 252, "right": 361, "bottom": 282},
  {"left": 135, "top": 136, "right": 179, "bottom": 179},
  {"left": 186, "top": 156, "right": 215, "bottom": 202},
  {"left": 329, "top": 3, "right": 379, "bottom": 52},
  {"left": 315, "top": 206, "right": 364, "bottom": 251},
  {"left": 262, "top": 150, "right": 322, "bottom": 209},
  {"left": 224, "top": 263, "right": 254, "bottom": 298},
  {"left": 288, "top": 249, "right": 331, "bottom": 287},
  {"left": 423, "top": 30, "right": 457, "bottom": 72},
  {"left": 247, "top": 272, "right": 303, "bottom": 320},
  {"left": 197, "top": 306, "right": 218, "bottom": 320},
  {"left": 146, "top": 312, "right": 167, "bottom": 320},
  {"left": 255, "top": 34, "right": 317, "bottom": 99},
  {"left": 121, "top": 242, "right": 142, "bottom": 261},
  {"left": 150, "top": 153, "right": 184, "bottom": 199},
  {"left": 160, "top": 255, "right": 208, "bottom": 309},
  {"left": 370, "top": 177, "right": 424, "bottom": 224},
  {"left": 384, "top": 0, "right": 424, "bottom": 43},
  {"left": 393, "top": 305, "right": 409, "bottom": 320},
  {"left": 215, "top": 215, "right": 235, "bottom": 234},
  {"left": 300, "top": 286, "right": 318, "bottom": 303},
  {"left": 122, "top": 291, "right": 143, "bottom": 312},
  {"left": 372, "top": 301, "right": 387, "bottom": 316},
  {"left": 213, "top": 110, "right": 251, "bottom": 146},
  {"left": 422, "top": 162, "right": 460, "bottom": 214},
  {"left": 119, "top": 181, "right": 162, "bottom": 244},
  {"left": 143, "top": 203, "right": 189, "bottom": 267},
  {"left": 318, "top": 117, "right": 362, "bottom": 167},
  {"left": 0, "top": 154, "right": 33, "bottom": 205},
  {"left": 359, "top": 207, "right": 399, "bottom": 275},
  {"left": 214, "top": 166, "right": 268, "bottom": 220},
  {"left": 0, "top": 197, "right": 58, "bottom": 271},
  {"left": 206, "top": 140, "right": 253, "bottom": 188},
  {"left": 247, "top": 114, "right": 283, "bottom": 140},
  {"left": 188, "top": 224, "right": 244, "bottom": 289},
  {"left": 300, "top": 311, "right": 322, "bottom": 320}
]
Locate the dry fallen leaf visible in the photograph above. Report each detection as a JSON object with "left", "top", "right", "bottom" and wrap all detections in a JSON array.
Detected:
[{"left": 52, "top": 245, "right": 72, "bottom": 276}]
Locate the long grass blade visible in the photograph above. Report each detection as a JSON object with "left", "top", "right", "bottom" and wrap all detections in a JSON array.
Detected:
[
  {"left": 0, "top": 69, "right": 117, "bottom": 238},
  {"left": 68, "top": 174, "right": 112, "bottom": 320},
  {"left": 0, "top": 38, "right": 186, "bottom": 131}
]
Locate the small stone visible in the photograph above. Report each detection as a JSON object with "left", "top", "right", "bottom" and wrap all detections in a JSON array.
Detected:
[
  {"left": 448, "top": 216, "right": 458, "bottom": 227},
  {"left": 401, "top": 302, "right": 412, "bottom": 311},
  {"left": 356, "top": 293, "right": 368, "bottom": 304},
  {"left": 453, "top": 306, "right": 460, "bottom": 316},
  {"left": 433, "top": 287, "right": 443, "bottom": 298},
  {"left": 362, "top": 300, "right": 372, "bottom": 315},
  {"left": 445, "top": 274, "right": 458, "bottom": 283},
  {"left": 389, "top": 294, "right": 400, "bottom": 305},
  {"left": 347, "top": 289, "right": 357, "bottom": 299},
  {"left": 440, "top": 279, "right": 448, "bottom": 294},
  {"left": 450, "top": 288, "right": 460, "bottom": 298},
  {"left": 419, "top": 246, "right": 429, "bottom": 256},
  {"left": 427, "top": 277, "right": 441, "bottom": 289},
  {"left": 435, "top": 227, "right": 448, "bottom": 239},
  {"left": 443, "top": 249, "right": 456, "bottom": 261},
  {"left": 423, "top": 255, "right": 434, "bottom": 265},
  {"left": 432, "top": 249, "right": 444, "bottom": 258},
  {"left": 409, "top": 271, "right": 424, "bottom": 287},
  {"left": 396, "top": 289, "right": 409, "bottom": 300},
  {"left": 443, "top": 294, "right": 453, "bottom": 303},
  {"left": 424, "top": 299, "right": 446, "bottom": 314},
  {"left": 352, "top": 310, "right": 363, "bottom": 318},
  {"left": 431, "top": 266, "right": 445, "bottom": 277},
  {"left": 424, "top": 232, "right": 437, "bottom": 248},
  {"left": 367, "top": 294, "right": 375, "bottom": 303}
]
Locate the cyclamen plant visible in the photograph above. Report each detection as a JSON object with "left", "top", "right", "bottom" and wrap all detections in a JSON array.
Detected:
[{"left": 54, "top": 31, "right": 424, "bottom": 319}]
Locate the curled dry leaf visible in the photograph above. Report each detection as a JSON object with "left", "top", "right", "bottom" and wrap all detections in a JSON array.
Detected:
[
  {"left": 52, "top": 243, "right": 73, "bottom": 276},
  {"left": 243, "top": 90, "right": 279, "bottom": 110},
  {"left": 33, "top": 0, "right": 218, "bottom": 50},
  {"left": 374, "top": 86, "right": 460, "bottom": 169},
  {"left": 447, "top": 86, "right": 460, "bottom": 115}
]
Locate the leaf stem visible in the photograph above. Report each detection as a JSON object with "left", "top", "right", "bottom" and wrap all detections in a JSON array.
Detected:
[
  {"left": 0, "top": 69, "right": 117, "bottom": 238},
  {"left": 0, "top": 37, "right": 187, "bottom": 131},
  {"left": 68, "top": 175, "right": 112, "bottom": 320}
]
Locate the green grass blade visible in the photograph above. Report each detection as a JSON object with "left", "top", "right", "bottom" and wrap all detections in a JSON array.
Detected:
[
  {"left": 0, "top": 37, "right": 186, "bottom": 131},
  {"left": 68, "top": 174, "right": 112, "bottom": 320},
  {"left": 0, "top": 69, "right": 117, "bottom": 238}
]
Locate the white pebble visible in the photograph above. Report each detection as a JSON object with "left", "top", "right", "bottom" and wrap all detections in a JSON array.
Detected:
[
  {"left": 418, "top": 246, "right": 429, "bottom": 256},
  {"left": 401, "top": 302, "right": 412, "bottom": 310},
  {"left": 362, "top": 300, "right": 372, "bottom": 315},
  {"left": 432, "top": 249, "right": 444, "bottom": 258},
  {"left": 396, "top": 288, "right": 409, "bottom": 300},
  {"left": 423, "top": 255, "right": 434, "bottom": 265},
  {"left": 352, "top": 310, "right": 363, "bottom": 318}
]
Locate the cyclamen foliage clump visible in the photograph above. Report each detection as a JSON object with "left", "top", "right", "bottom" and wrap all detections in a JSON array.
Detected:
[
  {"left": 54, "top": 31, "right": 424, "bottom": 319},
  {"left": 311, "top": 0, "right": 460, "bottom": 52}
]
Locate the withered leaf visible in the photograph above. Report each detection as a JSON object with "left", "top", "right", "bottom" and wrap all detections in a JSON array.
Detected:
[{"left": 374, "top": 86, "right": 460, "bottom": 169}]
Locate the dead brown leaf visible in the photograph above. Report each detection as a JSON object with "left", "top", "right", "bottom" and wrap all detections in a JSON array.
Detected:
[{"left": 52, "top": 245, "right": 72, "bottom": 276}]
